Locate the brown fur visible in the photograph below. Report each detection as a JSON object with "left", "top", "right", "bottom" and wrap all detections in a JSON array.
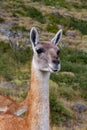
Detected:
[{"left": 0, "top": 95, "right": 28, "bottom": 114}]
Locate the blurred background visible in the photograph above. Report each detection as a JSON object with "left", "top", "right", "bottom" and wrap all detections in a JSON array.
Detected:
[{"left": 0, "top": 0, "right": 87, "bottom": 129}]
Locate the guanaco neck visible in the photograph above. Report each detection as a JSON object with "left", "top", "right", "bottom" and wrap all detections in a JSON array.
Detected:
[{"left": 26, "top": 57, "right": 50, "bottom": 130}]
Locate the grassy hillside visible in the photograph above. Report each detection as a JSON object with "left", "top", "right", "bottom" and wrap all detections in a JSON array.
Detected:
[{"left": 0, "top": 0, "right": 87, "bottom": 129}]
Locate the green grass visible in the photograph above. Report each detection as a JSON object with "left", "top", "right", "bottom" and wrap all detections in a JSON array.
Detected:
[
  {"left": 47, "top": 14, "right": 87, "bottom": 34},
  {"left": 12, "top": 5, "right": 45, "bottom": 23},
  {"left": 0, "top": 41, "right": 32, "bottom": 81},
  {"left": 71, "top": 0, "right": 87, "bottom": 9},
  {"left": 38, "top": 0, "right": 71, "bottom": 9},
  {"left": 59, "top": 87, "right": 76, "bottom": 101},
  {"left": 1, "top": 0, "right": 45, "bottom": 23},
  {"left": 23, "top": 6, "right": 45, "bottom": 23},
  {"left": 36, "top": 0, "right": 87, "bottom": 10},
  {"left": 50, "top": 89, "right": 74, "bottom": 125},
  {"left": 51, "top": 47, "right": 87, "bottom": 100},
  {"left": 71, "top": 17, "right": 87, "bottom": 35},
  {"left": 5, "top": 0, "right": 45, "bottom": 23},
  {"left": 46, "top": 24, "right": 58, "bottom": 33}
]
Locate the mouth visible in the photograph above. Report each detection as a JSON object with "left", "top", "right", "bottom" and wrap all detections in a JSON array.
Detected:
[
  {"left": 49, "top": 67, "right": 58, "bottom": 72},
  {"left": 49, "top": 64, "right": 60, "bottom": 73}
]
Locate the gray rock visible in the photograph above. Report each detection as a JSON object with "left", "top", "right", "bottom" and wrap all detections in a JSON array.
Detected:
[
  {"left": 0, "top": 28, "right": 10, "bottom": 36},
  {"left": 71, "top": 103, "right": 87, "bottom": 113}
]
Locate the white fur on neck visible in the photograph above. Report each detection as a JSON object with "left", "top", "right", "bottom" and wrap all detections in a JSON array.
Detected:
[
  {"left": 32, "top": 57, "right": 50, "bottom": 98},
  {"left": 31, "top": 57, "right": 50, "bottom": 130}
]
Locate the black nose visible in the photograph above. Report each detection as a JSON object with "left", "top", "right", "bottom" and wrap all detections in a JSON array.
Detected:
[{"left": 52, "top": 59, "right": 60, "bottom": 64}]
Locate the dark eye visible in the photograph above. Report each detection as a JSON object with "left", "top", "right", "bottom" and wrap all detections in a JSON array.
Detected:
[
  {"left": 57, "top": 49, "right": 60, "bottom": 55},
  {"left": 36, "top": 48, "right": 45, "bottom": 54}
]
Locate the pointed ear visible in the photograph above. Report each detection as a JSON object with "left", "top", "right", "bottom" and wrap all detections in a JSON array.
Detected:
[
  {"left": 30, "top": 27, "right": 39, "bottom": 51},
  {"left": 51, "top": 29, "right": 62, "bottom": 45}
]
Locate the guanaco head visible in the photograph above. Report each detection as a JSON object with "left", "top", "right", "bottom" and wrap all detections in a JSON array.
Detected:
[{"left": 30, "top": 27, "right": 62, "bottom": 73}]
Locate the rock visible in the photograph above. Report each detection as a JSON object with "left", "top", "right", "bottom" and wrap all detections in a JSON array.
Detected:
[
  {"left": 0, "top": 22, "right": 11, "bottom": 37},
  {"left": 71, "top": 103, "right": 87, "bottom": 113},
  {"left": 0, "top": 28, "right": 10, "bottom": 36}
]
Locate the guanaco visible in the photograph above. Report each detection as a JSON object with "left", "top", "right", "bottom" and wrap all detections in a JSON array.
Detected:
[{"left": 0, "top": 27, "right": 62, "bottom": 130}]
